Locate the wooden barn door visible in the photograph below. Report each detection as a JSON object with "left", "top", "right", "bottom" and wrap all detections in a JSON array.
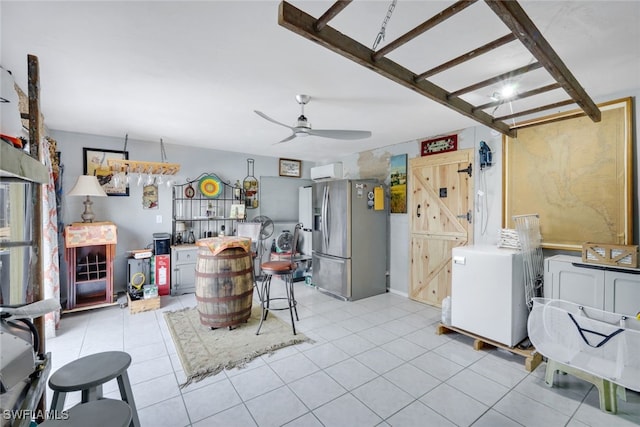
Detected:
[{"left": 409, "top": 149, "right": 474, "bottom": 307}]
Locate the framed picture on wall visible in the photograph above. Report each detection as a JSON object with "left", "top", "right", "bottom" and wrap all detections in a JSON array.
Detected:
[
  {"left": 279, "top": 158, "right": 302, "bottom": 178},
  {"left": 503, "top": 97, "right": 632, "bottom": 250},
  {"left": 83, "top": 147, "right": 129, "bottom": 196},
  {"left": 389, "top": 154, "right": 407, "bottom": 213}
]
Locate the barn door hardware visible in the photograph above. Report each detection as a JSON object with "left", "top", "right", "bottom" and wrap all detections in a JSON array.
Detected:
[
  {"left": 457, "top": 163, "right": 472, "bottom": 177},
  {"left": 456, "top": 210, "right": 472, "bottom": 224}
]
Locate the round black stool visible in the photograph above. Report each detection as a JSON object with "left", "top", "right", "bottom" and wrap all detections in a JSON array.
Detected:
[
  {"left": 41, "top": 399, "right": 132, "bottom": 427},
  {"left": 48, "top": 351, "right": 140, "bottom": 427}
]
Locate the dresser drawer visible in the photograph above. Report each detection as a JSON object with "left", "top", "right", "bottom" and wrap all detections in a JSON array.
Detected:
[{"left": 172, "top": 247, "right": 198, "bottom": 265}]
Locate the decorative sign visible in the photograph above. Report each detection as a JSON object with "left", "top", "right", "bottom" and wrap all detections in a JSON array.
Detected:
[{"left": 421, "top": 134, "right": 457, "bottom": 156}]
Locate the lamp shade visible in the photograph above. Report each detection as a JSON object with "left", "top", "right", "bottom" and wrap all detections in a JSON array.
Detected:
[
  {"left": 68, "top": 175, "right": 108, "bottom": 197},
  {"left": 175, "top": 221, "right": 186, "bottom": 233}
]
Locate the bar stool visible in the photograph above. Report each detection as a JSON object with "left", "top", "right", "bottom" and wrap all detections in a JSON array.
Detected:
[
  {"left": 48, "top": 351, "right": 140, "bottom": 427},
  {"left": 41, "top": 399, "right": 132, "bottom": 427},
  {"left": 257, "top": 223, "right": 301, "bottom": 335}
]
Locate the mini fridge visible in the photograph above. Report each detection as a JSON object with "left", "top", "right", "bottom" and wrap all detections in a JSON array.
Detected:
[{"left": 450, "top": 245, "right": 528, "bottom": 347}]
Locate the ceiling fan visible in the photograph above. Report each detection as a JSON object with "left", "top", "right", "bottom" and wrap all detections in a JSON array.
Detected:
[{"left": 254, "top": 94, "right": 372, "bottom": 144}]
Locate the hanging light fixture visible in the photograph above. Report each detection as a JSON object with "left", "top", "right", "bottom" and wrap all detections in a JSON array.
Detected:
[{"left": 107, "top": 135, "right": 180, "bottom": 186}]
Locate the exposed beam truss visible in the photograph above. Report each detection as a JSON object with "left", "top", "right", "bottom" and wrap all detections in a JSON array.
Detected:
[{"left": 278, "top": 0, "right": 601, "bottom": 137}]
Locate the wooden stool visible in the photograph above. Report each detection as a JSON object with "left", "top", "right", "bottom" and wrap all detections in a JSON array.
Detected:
[
  {"left": 41, "top": 399, "right": 131, "bottom": 427},
  {"left": 48, "top": 351, "right": 140, "bottom": 427}
]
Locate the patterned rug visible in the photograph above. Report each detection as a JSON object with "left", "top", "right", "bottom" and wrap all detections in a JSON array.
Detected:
[{"left": 164, "top": 305, "right": 310, "bottom": 387}]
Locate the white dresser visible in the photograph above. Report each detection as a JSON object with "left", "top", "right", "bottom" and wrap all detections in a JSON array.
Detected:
[
  {"left": 170, "top": 245, "right": 197, "bottom": 295},
  {"left": 544, "top": 255, "right": 640, "bottom": 317}
]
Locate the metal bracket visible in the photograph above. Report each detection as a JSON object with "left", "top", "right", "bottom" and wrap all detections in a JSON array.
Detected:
[
  {"left": 456, "top": 210, "right": 472, "bottom": 224},
  {"left": 457, "top": 163, "right": 472, "bottom": 177}
]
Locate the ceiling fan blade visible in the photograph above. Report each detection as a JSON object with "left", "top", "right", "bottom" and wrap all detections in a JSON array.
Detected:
[
  {"left": 254, "top": 110, "right": 294, "bottom": 130},
  {"left": 273, "top": 133, "right": 297, "bottom": 144},
  {"left": 307, "top": 129, "right": 372, "bottom": 140}
]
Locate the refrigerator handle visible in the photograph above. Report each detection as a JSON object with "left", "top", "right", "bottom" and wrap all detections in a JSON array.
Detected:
[{"left": 323, "top": 185, "right": 330, "bottom": 248}]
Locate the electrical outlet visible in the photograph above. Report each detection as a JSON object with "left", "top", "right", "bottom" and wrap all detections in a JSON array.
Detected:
[{"left": 156, "top": 215, "right": 162, "bottom": 224}]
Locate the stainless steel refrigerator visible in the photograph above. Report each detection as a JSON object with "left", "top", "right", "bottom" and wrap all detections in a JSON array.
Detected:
[{"left": 312, "top": 179, "right": 388, "bottom": 300}]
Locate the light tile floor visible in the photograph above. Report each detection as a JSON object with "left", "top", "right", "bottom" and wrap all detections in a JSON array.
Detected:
[{"left": 46, "top": 282, "right": 640, "bottom": 426}]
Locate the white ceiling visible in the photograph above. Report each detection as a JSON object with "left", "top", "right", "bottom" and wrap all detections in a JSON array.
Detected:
[{"left": 2, "top": 1, "right": 639, "bottom": 162}]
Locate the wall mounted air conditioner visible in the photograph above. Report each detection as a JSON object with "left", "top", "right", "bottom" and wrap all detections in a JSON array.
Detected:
[{"left": 310, "top": 163, "right": 343, "bottom": 181}]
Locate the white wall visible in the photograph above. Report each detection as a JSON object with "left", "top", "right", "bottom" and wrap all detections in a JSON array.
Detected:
[{"left": 53, "top": 130, "right": 314, "bottom": 294}]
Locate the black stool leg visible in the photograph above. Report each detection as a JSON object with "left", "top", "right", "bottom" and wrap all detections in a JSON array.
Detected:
[
  {"left": 289, "top": 276, "right": 299, "bottom": 321},
  {"left": 256, "top": 274, "right": 271, "bottom": 335},
  {"left": 285, "top": 273, "right": 297, "bottom": 335}
]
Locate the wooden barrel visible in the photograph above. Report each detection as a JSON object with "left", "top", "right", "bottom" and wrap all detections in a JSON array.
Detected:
[{"left": 195, "top": 246, "right": 253, "bottom": 328}]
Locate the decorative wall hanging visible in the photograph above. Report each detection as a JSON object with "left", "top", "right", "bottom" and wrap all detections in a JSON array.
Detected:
[
  {"left": 503, "top": 97, "right": 632, "bottom": 250},
  {"left": 389, "top": 154, "right": 407, "bottom": 214},
  {"left": 142, "top": 183, "right": 158, "bottom": 210},
  {"left": 198, "top": 175, "right": 222, "bottom": 198},
  {"left": 278, "top": 158, "right": 302, "bottom": 178},
  {"left": 243, "top": 158, "right": 259, "bottom": 209},
  {"left": 83, "top": 147, "right": 129, "bottom": 196},
  {"left": 421, "top": 135, "right": 457, "bottom": 157}
]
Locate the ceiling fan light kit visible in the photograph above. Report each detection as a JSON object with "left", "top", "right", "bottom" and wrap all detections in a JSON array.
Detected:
[{"left": 255, "top": 94, "right": 372, "bottom": 143}]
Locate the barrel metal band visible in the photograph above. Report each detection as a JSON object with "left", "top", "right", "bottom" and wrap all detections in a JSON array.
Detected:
[
  {"left": 195, "top": 267, "right": 252, "bottom": 279},
  {"left": 197, "top": 251, "right": 249, "bottom": 260},
  {"left": 196, "top": 288, "right": 254, "bottom": 303},
  {"left": 198, "top": 306, "right": 252, "bottom": 320}
]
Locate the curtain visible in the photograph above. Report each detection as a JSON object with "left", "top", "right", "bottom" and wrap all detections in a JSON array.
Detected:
[{"left": 41, "top": 137, "right": 60, "bottom": 338}]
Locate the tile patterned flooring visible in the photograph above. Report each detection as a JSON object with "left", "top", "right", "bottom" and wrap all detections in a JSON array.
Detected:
[{"left": 46, "top": 282, "right": 640, "bottom": 426}]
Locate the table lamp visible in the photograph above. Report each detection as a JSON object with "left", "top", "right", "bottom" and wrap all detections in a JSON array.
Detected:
[
  {"left": 175, "top": 221, "right": 186, "bottom": 244},
  {"left": 68, "top": 175, "right": 107, "bottom": 223}
]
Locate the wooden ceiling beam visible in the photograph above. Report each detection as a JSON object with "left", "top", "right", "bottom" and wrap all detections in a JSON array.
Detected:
[
  {"left": 494, "top": 99, "right": 575, "bottom": 121},
  {"left": 372, "top": 0, "right": 478, "bottom": 62},
  {"left": 279, "top": 1, "right": 516, "bottom": 137},
  {"left": 485, "top": 0, "right": 601, "bottom": 122},
  {"left": 449, "top": 62, "right": 542, "bottom": 98},
  {"left": 473, "top": 82, "right": 561, "bottom": 111},
  {"left": 415, "top": 33, "right": 516, "bottom": 81},
  {"left": 314, "top": 1, "right": 352, "bottom": 32}
]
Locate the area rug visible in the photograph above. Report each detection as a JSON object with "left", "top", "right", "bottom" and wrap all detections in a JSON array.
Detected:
[{"left": 164, "top": 305, "right": 310, "bottom": 387}]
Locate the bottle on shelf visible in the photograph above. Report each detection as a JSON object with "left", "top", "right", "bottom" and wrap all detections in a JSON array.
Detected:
[
  {"left": 234, "top": 180, "right": 241, "bottom": 200},
  {"left": 187, "top": 230, "right": 196, "bottom": 244}
]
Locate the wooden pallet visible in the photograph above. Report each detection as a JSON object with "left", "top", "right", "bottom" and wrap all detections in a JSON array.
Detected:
[{"left": 436, "top": 323, "right": 542, "bottom": 372}]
